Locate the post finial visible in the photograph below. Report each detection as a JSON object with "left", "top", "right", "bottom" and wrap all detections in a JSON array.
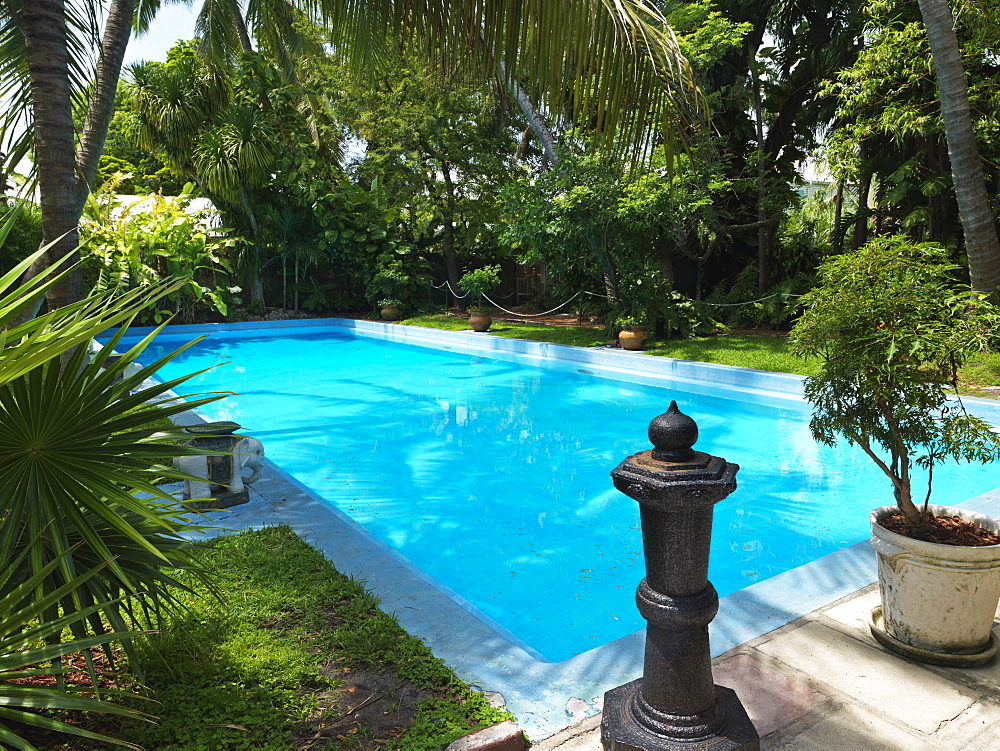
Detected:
[{"left": 648, "top": 401, "right": 698, "bottom": 463}]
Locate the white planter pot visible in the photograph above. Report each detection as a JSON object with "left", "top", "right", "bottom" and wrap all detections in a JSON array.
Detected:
[{"left": 870, "top": 504, "right": 1000, "bottom": 661}]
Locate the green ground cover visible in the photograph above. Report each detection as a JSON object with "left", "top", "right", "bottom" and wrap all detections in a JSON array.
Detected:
[
  {"left": 400, "top": 314, "right": 1000, "bottom": 390},
  {"left": 401, "top": 314, "right": 821, "bottom": 375},
  {"left": 958, "top": 351, "right": 1000, "bottom": 395},
  {"left": 42, "top": 526, "right": 510, "bottom": 750}
]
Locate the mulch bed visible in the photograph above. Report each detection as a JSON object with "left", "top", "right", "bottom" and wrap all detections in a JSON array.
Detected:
[{"left": 877, "top": 512, "right": 1000, "bottom": 546}]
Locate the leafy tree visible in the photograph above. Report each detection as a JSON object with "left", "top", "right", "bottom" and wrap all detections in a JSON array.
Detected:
[
  {"left": 328, "top": 46, "right": 520, "bottom": 298},
  {"left": 1, "top": 0, "right": 698, "bottom": 311},
  {"left": 675, "top": 0, "right": 865, "bottom": 296},
  {"left": 821, "top": 0, "right": 1000, "bottom": 290},
  {"left": 96, "top": 87, "right": 186, "bottom": 194},
  {"left": 125, "top": 45, "right": 279, "bottom": 304},
  {"left": 791, "top": 237, "right": 1000, "bottom": 532}
]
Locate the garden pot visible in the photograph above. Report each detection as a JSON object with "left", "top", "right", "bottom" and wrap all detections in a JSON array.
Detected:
[
  {"left": 869, "top": 504, "right": 1000, "bottom": 665},
  {"left": 618, "top": 328, "right": 644, "bottom": 350},
  {"left": 380, "top": 305, "right": 401, "bottom": 321},
  {"left": 469, "top": 311, "right": 492, "bottom": 332}
]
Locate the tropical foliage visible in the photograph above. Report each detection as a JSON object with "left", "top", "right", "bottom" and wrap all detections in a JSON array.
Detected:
[
  {"left": 0, "top": 221, "right": 224, "bottom": 746},
  {"left": 0, "top": 552, "right": 150, "bottom": 749},
  {"left": 81, "top": 179, "right": 239, "bottom": 323}
]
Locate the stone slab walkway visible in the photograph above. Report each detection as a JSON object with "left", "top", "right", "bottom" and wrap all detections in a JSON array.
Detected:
[{"left": 534, "top": 585, "right": 1000, "bottom": 750}]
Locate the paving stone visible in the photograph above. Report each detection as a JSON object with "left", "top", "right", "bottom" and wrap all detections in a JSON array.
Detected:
[
  {"left": 761, "top": 702, "right": 941, "bottom": 751},
  {"left": 958, "top": 717, "right": 1000, "bottom": 750},
  {"left": 565, "top": 697, "right": 589, "bottom": 719},
  {"left": 935, "top": 700, "right": 1000, "bottom": 749},
  {"left": 714, "top": 653, "right": 824, "bottom": 737},
  {"left": 481, "top": 691, "right": 506, "bottom": 709},
  {"left": 445, "top": 721, "right": 525, "bottom": 751},
  {"left": 539, "top": 729, "right": 603, "bottom": 751},
  {"left": 823, "top": 588, "right": 881, "bottom": 633},
  {"left": 530, "top": 715, "right": 602, "bottom": 751},
  {"left": 756, "top": 621, "right": 977, "bottom": 735}
]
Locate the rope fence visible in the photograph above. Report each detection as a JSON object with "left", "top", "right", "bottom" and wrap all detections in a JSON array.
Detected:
[
  {"left": 481, "top": 291, "right": 584, "bottom": 317},
  {"left": 431, "top": 280, "right": 470, "bottom": 298},
  {"left": 430, "top": 281, "right": 801, "bottom": 315},
  {"left": 701, "top": 292, "right": 802, "bottom": 308}
]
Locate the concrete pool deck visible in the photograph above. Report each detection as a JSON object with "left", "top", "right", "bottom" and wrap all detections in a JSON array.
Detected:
[
  {"left": 538, "top": 585, "right": 1000, "bottom": 750},
  {"left": 138, "top": 317, "right": 1000, "bottom": 743}
]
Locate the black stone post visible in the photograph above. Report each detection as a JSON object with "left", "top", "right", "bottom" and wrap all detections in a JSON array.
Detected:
[{"left": 601, "top": 401, "right": 759, "bottom": 751}]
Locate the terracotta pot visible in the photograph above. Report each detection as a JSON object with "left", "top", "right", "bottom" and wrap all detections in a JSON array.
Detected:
[
  {"left": 380, "top": 305, "right": 401, "bottom": 321},
  {"left": 619, "top": 328, "right": 644, "bottom": 350},
  {"left": 870, "top": 504, "right": 1000, "bottom": 664},
  {"left": 469, "top": 312, "right": 492, "bottom": 332}
]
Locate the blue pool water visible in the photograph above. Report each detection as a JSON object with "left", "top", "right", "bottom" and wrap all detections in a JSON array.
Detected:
[{"left": 119, "top": 324, "right": 1000, "bottom": 662}]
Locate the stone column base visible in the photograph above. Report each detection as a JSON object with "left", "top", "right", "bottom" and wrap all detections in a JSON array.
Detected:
[{"left": 601, "top": 680, "right": 759, "bottom": 750}]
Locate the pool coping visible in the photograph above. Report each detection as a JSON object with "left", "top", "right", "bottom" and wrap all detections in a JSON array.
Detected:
[{"left": 123, "top": 317, "right": 1000, "bottom": 740}]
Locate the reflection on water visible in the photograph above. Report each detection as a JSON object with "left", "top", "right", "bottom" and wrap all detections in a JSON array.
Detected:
[{"left": 126, "top": 327, "right": 1000, "bottom": 662}]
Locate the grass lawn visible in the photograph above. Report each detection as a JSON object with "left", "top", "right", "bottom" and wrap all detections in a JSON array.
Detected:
[
  {"left": 402, "top": 314, "right": 821, "bottom": 375},
  {"left": 957, "top": 351, "right": 1000, "bottom": 397},
  {"left": 39, "top": 526, "right": 511, "bottom": 750},
  {"left": 400, "top": 313, "right": 1000, "bottom": 391}
]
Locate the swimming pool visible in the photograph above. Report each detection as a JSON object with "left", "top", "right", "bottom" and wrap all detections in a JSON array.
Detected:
[{"left": 116, "top": 319, "right": 1000, "bottom": 664}]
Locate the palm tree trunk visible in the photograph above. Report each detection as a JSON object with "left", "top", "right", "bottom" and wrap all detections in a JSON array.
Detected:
[
  {"left": 440, "top": 160, "right": 460, "bottom": 308},
  {"left": 917, "top": 0, "right": 1000, "bottom": 293},
  {"left": 74, "top": 0, "right": 137, "bottom": 208},
  {"left": 499, "top": 61, "right": 559, "bottom": 169},
  {"left": 233, "top": 7, "right": 254, "bottom": 53},
  {"left": 20, "top": 0, "right": 86, "bottom": 310},
  {"left": 17, "top": 0, "right": 135, "bottom": 312},
  {"left": 751, "top": 59, "right": 769, "bottom": 295}
]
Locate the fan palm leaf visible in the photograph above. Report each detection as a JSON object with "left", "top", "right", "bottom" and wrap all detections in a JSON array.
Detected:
[
  {"left": 0, "top": 323, "right": 228, "bottom": 636},
  {"left": 0, "top": 548, "right": 153, "bottom": 749},
  {"left": 0, "top": 216, "right": 189, "bottom": 385}
]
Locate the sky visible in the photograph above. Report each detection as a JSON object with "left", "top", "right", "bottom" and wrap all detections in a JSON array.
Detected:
[{"left": 124, "top": 3, "right": 200, "bottom": 66}]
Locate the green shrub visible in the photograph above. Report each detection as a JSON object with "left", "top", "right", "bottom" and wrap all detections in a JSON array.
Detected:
[
  {"left": 80, "top": 180, "right": 240, "bottom": 324},
  {"left": 0, "top": 200, "right": 42, "bottom": 276},
  {"left": 458, "top": 265, "right": 502, "bottom": 310}
]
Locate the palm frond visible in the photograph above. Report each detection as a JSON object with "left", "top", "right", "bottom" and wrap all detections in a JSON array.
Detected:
[
  {"left": 0, "top": 550, "right": 152, "bottom": 749},
  {"left": 326, "top": 0, "right": 704, "bottom": 163}
]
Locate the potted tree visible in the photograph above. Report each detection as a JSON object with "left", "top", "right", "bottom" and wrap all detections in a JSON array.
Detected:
[
  {"left": 368, "top": 268, "right": 407, "bottom": 321},
  {"left": 791, "top": 237, "right": 1000, "bottom": 666},
  {"left": 458, "top": 265, "right": 502, "bottom": 332},
  {"left": 378, "top": 298, "right": 402, "bottom": 321},
  {"left": 615, "top": 314, "right": 646, "bottom": 350}
]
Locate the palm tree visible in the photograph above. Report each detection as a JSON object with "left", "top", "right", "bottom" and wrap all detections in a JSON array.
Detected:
[
  {"left": 2, "top": 0, "right": 697, "bottom": 308},
  {"left": 2, "top": 0, "right": 136, "bottom": 311},
  {"left": 126, "top": 53, "right": 278, "bottom": 303},
  {"left": 916, "top": 0, "right": 1000, "bottom": 294},
  {"left": 0, "top": 232, "right": 225, "bottom": 748}
]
